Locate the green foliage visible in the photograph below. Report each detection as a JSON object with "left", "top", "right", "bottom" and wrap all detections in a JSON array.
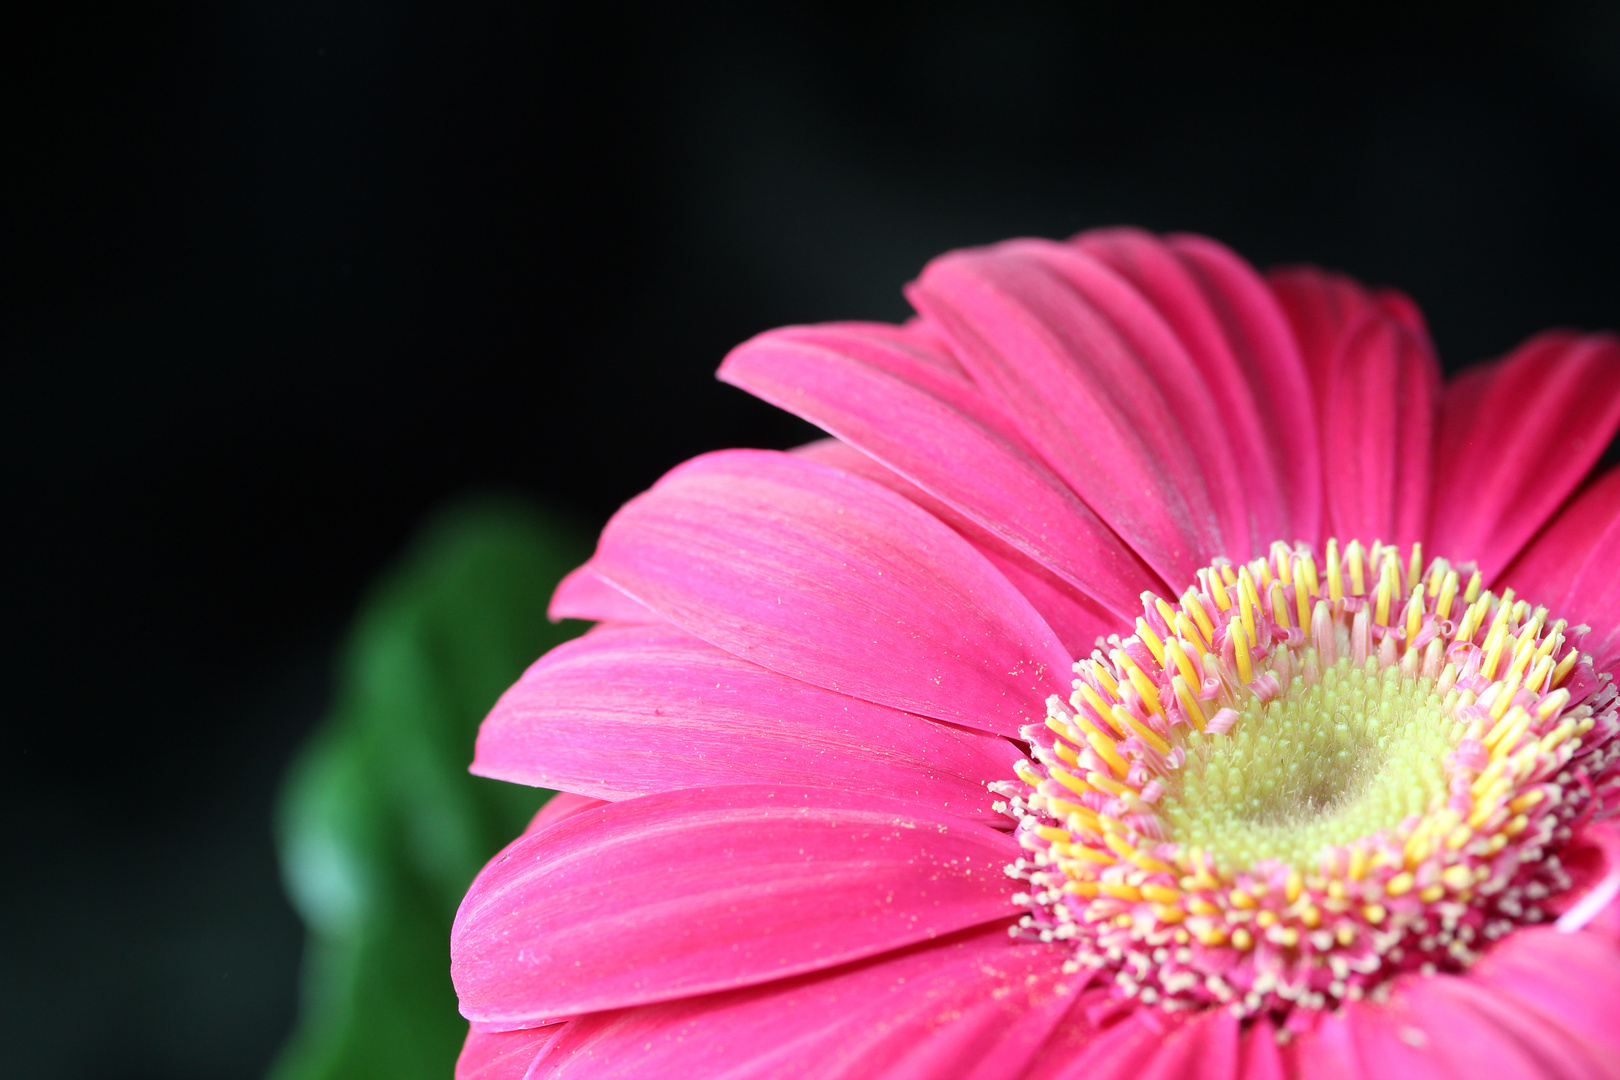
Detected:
[{"left": 270, "top": 499, "right": 589, "bottom": 1080}]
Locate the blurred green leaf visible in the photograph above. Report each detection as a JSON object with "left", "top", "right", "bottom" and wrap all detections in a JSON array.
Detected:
[{"left": 270, "top": 498, "right": 590, "bottom": 1080}]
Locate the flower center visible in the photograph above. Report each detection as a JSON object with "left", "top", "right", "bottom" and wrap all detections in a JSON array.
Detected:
[
  {"left": 999, "top": 539, "right": 1619, "bottom": 1025},
  {"left": 1167, "top": 656, "right": 1452, "bottom": 870}
]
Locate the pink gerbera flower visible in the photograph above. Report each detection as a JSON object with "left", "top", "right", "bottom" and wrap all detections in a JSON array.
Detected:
[{"left": 450, "top": 229, "right": 1620, "bottom": 1079}]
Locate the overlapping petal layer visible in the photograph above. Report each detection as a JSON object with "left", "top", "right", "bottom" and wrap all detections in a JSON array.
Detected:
[
  {"left": 453, "top": 785, "right": 1019, "bottom": 1026},
  {"left": 527, "top": 922, "right": 1082, "bottom": 1080},
  {"left": 474, "top": 622, "right": 1020, "bottom": 819},
  {"left": 1431, "top": 331, "right": 1620, "bottom": 582},
  {"left": 582, "top": 449, "right": 1072, "bottom": 734}
]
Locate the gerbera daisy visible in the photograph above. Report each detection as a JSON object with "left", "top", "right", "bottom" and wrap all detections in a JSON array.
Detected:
[{"left": 451, "top": 229, "right": 1620, "bottom": 1079}]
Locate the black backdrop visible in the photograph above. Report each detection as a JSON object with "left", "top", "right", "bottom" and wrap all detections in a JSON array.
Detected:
[{"left": 5, "top": 3, "right": 1620, "bottom": 1077}]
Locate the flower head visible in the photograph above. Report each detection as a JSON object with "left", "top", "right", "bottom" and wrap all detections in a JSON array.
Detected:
[{"left": 452, "top": 230, "right": 1620, "bottom": 1078}]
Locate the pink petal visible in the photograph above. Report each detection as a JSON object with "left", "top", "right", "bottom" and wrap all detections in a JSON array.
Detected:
[
  {"left": 1501, "top": 468, "right": 1620, "bottom": 672},
  {"left": 1128, "top": 1009, "right": 1239, "bottom": 1080},
  {"left": 474, "top": 623, "right": 1021, "bottom": 822},
  {"left": 1429, "top": 330, "right": 1620, "bottom": 581},
  {"left": 1076, "top": 228, "right": 1321, "bottom": 550},
  {"left": 796, "top": 438, "right": 1120, "bottom": 656},
  {"left": 1308, "top": 967, "right": 1614, "bottom": 1080},
  {"left": 586, "top": 448, "right": 1073, "bottom": 736},
  {"left": 524, "top": 792, "right": 610, "bottom": 836},
  {"left": 1237, "top": 1018, "right": 1288, "bottom": 1080},
  {"left": 526, "top": 922, "right": 1082, "bottom": 1080},
  {"left": 451, "top": 785, "right": 1021, "bottom": 1025},
  {"left": 549, "top": 564, "right": 663, "bottom": 624},
  {"left": 1410, "top": 976, "right": 1615, "bottom": 1080},
  {"left": 456, "top": 1026, "right": 564, "bottom": 1080},
  {"left": 1022, "top": 1009, "right": 1173, "bottom": 1080},
  {"left": 1500, "top": 468, "right": 1620, "bottom": 610},
  {"left": 719, "top": 320, "right": 1162, "bottom": 623},
  {"left": 1464, "top": 924, "right": 1620, "bottom": 1065},
  {"left": 1291, "top": 1007, "right": 1365, "bottom": 1080},
  {"left": 908, "top": 240, "right": 1229, "bottom": 586},
  {"left": 1269, "top": 267, "right": 1439, "bottom": 547}
]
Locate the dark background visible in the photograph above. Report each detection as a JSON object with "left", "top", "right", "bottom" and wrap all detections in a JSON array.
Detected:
[{"left": 5, "top": 3, "right": 1620, "bottom": 1077}]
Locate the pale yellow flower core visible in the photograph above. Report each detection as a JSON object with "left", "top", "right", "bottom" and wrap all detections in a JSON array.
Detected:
[{"left": 1167, "top": 658, "right": 1452, "bottom": 873}]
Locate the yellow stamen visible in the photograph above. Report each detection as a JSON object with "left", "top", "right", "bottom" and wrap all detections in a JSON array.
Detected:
[
  {"left": 1509, "top": 789, "right": 1544, "bottom": 813},
  {"left": 1237, "top": 566, "right": 1258, "bottom": 640},
  {"left": 1272, "top": 542, "right": 1294, "bottom": 584},
  {"left": 1488, "top": 589, "right": 1517, "bottom": 640},
  {"left": 1117, "top": 653, "right": 1165, "bottom": 717},
  {"left": 1525, "top": 655, "right": 1554, "bottom": 694},
  {"left": 1403, "top": 592, "right": 1423, "bottom": 648},
  {"left": 1231, "top": 616, "right": 1253, "bottom": 684},
  {"left": 1155, "top": 597, "right": 1180, "bottom": 633},
  {"left": 1185, "top": 592, "right": 1211, "bottom": 641},
  {"left": 1489, "top": 669, "right": 1523, "bottom": 720},
  {"left": 1173, "top": 674, "right": 1207, "bottom": 731},
  {"left": 1346, "top": 539, "right": 1366, "bottom": 595},
  {"left": 1270, "top": 580, "right": 1291, "bottom": 629},
  {"left": 1112, "top": 704, "right": 1172, "bottom": 756},
  {"left": 1534, "top": 622, "right": 1566, "bottom": 666},
  {"left": 1136, "top": 616, "right": 1166, "bottom": 667},
  {"left": 1073, "top": 681, "right": 1113, "bottom": 728},
  {"left": 1437, "top": 570, "right": 1459, "bottom": 620},
  {"left": 1486, "top": 706, "right": 1529, "bottom": 752},
  {"left": 1326, "top": 538, "right": 1343, "bottom": 600},
  {"left": 1086, "top": 770, "right": 1131, "bottom": 797},
  {"left": 1090, "top": 658, "right": 1121, "bottom": 697},
  {"left": 1464, "top": 570, "right": 1482, "bottom": 603},
  {"left": 1375, "top": 555, "right": 1395, "bottom": 625},
  {"left": 1426, "top": 557, "right": 1449, "bottom": 597},
  {"left": 1298, "top": 552, "right": 1320, "bottom": 599},
  {"left": 1540, "top": 720, "right": 1577, "bottom": 754},
  {"left": 1045, "top": 714, "right": 1080, "bottom": 745},
  {"left": 1063, "top": 844, "right": 1114, "bottom": 865},
  {"left": 1048, "top": 765, "right": 1091, "bottom": 798},
  {"left": 1088, "top": 732, "right": 1130, "bottom": 778},
  {"left": 1164, "top": 638, "right": 1199, "bottom": 690},
  {"left": 1481, "top": 623, "right": 1508, "bottom": 680},
  {"left": 1553, "top": 647, "right": 1581, "bottom": 687},
  {"left": 1406, "top": 543, "right": 1423, "bottom": 594}
]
